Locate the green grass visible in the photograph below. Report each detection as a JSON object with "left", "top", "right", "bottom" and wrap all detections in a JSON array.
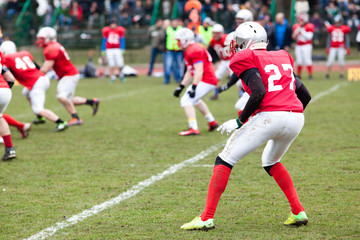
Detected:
[{"left": 1, "top": 73, "right": 359, "bottom": 239}]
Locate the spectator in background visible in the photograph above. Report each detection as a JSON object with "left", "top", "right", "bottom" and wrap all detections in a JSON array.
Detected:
[
  {"left": 147, "top": 19, "right": 164, "bottom": 77},
  {"left": 325, "top": 2, "right": 339, "bottom": 22},
  {"left": 109, "top": 0, "right": 120, "bottom": 21},
  {"left": 347, "top": 14, "right": 359, "bottom": 30},
  {"left": 69, "top": 1, "right": 83, "bottom": 28},
  {"left": 310, "top": 12, "right": 323, "bottom": 46},
  {"left": 294, "top": 0, "right": 309, "bottom": 16},
  {"left": 178, "top": 0, "right": 186, "bottom": 19},
  {"left": 87, "top": 1, "right": 102, "bottom": 29},
  {"left": 119, "top": 2, "right": 132, "bottom": 27},
  {"left": 198, "top": 17, "right": 213, "bottom": 47},
  {"left": 164, "top": 19, "right": 183, "bottom": 84},
  {"left": 59, "top": 2, "right": 72, "bottom": 29},
  {"left": 144, "top": 0, "right": 153, "bottom": 26},
  {"left": 132, "top": 0, "right": 145, "bottom": 26},
  {"left": 222, "top": 3, "right": 236, "bottom": 33},
  {"left": 6, "top": 0, "right": 19, "bottom": 21},
  {"left": 268, "top": 12, "right": 292, "bottom": 51},
  {"left": 192, "top": 26, "right": 206, "bottom": 45},
  {"left": 356, "top": 24, "right": 360, "bottom": 55}
]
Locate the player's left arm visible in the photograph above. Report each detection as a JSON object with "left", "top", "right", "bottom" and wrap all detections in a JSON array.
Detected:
[
  {"left": 40, "top": 60, "right": 55, "bottom": 74},
  {"left": 2, "top": 65, "right": 15, "bottom": 88},
  {"left": 294, "top": 73, "right": 311, "bottom": 109}
]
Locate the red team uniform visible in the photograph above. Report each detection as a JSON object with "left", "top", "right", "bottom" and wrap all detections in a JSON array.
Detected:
[
  {"left": 209, "top": 34, "right": 229, "bottom": 61},
  {"left": 101, "top": 26, "right": 126, "bottom": 72},
  {"left": 43, "top": 42, "right": 79, "bottom": 79},
  {"left": 101, "top": 26, "right": 126, "bottom": 50},
  {"left": 0, "top": 52, "right": 9, "bottom": 89}
]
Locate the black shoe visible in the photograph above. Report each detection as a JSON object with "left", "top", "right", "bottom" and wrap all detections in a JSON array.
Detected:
[
  {"left": 339, "top": 74, "right": 344, "bottom": 80},
  {"left": 33, "top": 117, "right": 46, "bottom": 124},
  {"left": 2, "top": 147, "right": 16, "bottom": 161},
  {"left": 308, "top": 75, "right": 313, "bottom": 80},
  {"left": 325, "top": 74, "right": 329, "bottom": 80}
]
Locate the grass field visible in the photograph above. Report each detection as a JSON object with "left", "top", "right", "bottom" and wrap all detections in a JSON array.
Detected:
[{"left": 1, "top": 73, "right": 359, "bottom": 239}]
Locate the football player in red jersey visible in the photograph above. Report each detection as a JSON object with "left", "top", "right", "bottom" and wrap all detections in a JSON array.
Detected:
[
  {"left": 36, "top": 27, "right": 100, "bottom": 126},
  {"left": 208, "top": 24, "right": 231, "bottom": 100},
  {"left": 0, "top": 50, "right": 16, "bottom": 160},
  {"left": 101, "top": 21, "right": 126, "bottom": 82},
  {"left": 324, "top": 15, "right": 351, "bottom": 80},
  {"left": 181, "top": 22, "right": 311, "bottom": 230},
  {"left": 0, "top": 40, "right": 67, "bottom": 132},
  {"left": 2, "top": 113, "right": 31, "bottom": 139},
  {"left": 173, "top": 28, "right": 218, "bottom": 136},
  {"left": 292, "top": 13, "right": 315, "bottom": 80}
]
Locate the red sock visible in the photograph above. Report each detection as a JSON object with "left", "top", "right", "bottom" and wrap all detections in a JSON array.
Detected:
[
  {"left": 201, "top": 165, "right": 232, "bottom": 221},
  {"left": 270, "top": 163, "right": 304, "bottom": 215},
  {"left": 2, "top": 114, "right": 24, "bottom": 130},
  {"left": 307, "top": 65, "right": 313, "bottom": 76},
  {"left": 2, "top": 135, "right": 13, "bottom": 148},
  {"left": 297, "top": 66, "right": 302, "bottom": 77}
]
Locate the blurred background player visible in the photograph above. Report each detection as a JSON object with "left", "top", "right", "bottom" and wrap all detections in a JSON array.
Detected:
[
  {"left": 292, "top": 13, "right": 315, "bottom": 80},
  {"left": 173, "top": 28, "right": 218, "bottom": 136},
  {"left": 36, "top": 27, "right": 100, "bottom": 126},
  {"left": 0, "top": 50, "right": 16, "bottom": 160},
  {"left": 324, "top": 15, "right": 351, "bottom": 80},
  {"left": 0, "top": 40, "right": 67, "bottom": 132},
  {"left": 208, "top": 23, "right": 230, "bottom": 100},
  {"left": 101, "top": 21, "right": 126, "bottom": 82},
  {"left": 181, "top": 22, "right": 311, "bottom": 231},
  {"left": 235, "top": 9, "right": 253, "bottom": 28}
]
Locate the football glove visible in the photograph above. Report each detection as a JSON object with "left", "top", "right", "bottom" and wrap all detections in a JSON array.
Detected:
[
  {"left": 217, "top": 118, "right": 243, "bottom": 135},
  {"left": 173, "top": 84, "right": 185, "bottom": 97},
  {"left": 218, "top": 84, "right": 229, "bottom": 94},
  {"left": 188, "top": 84, "right": 197, "bottom": 98}
]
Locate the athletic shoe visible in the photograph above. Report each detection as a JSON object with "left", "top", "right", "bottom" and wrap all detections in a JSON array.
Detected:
[
  {"left": 54, "top": 121, "right": 68, "bottom": 132},
  {"left": 19, "top": 123, "right": 31, "bottom": 139},
  {"left": 110, "top": 76, "right": 116, "bottom": 83},
  {"left": 33, "top": 116, "right": 46, "bottom": 124},
  {"left": 181, "top": 217, "right": 215, "bottom": 231},
  {"left": 208, "top": 121, "right": 219, "bottom": 132},
  {"left": 308, "top": 75, "right": 313, "bottom": 80},
  {"left": 68, "top": 118, "right": 83, "bottom": 126},
  {"left": 284, "top": 211, "right": 308, "bottom": 226},
  {"left": 120, "top": 76, "right": 126, "bottom": 82},
  {"left": 209, "top": 95, "right": 218, "bottom": 100},
  {"left": 92, "top": 98, "right": 100, "bottom": 116},
  {"left": 325, "top": 74, "right": 329, "bottom": 80},
  {"left": 2, "top": 147, "right": 16, "bottom": 161},
  {"left": 179, "top": 128, "right": 200, "bottom": 136}
]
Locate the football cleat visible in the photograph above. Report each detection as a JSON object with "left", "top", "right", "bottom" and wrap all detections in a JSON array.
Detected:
[
  {"left": 179, "top": 128, "right": 200, "bottom": 136},
  {"left": 284, "top": 211, "right": 308, "bottom": 226},
  {"left": 68, "top": 118, "right": 83, "bottom": 126},
  {"left": 92, "top": 98, "right": 100, "bottom": 116},
  {"left": 33, "top": 116, "right": 46, "bottom": 124},
  {"left": 54, "top": 121, "right": 68, "bottom": 132},
  {"left": 181, "top": 217, "right": 215, "bottom": 231},
  {"left": 2, "top": 147, "right": 16, "bottom": 161},
  {"left": 208, "top": 121, "right": 219, "bottom": 132},
  {"left": 19, "top": 123, "right": 31, "bottom": 139},
  {"left": 209, "top": 95, "right": 218, "bottom": 101},
  {"left": 120, "top": 76, "right": 126, "bottom": 82}
]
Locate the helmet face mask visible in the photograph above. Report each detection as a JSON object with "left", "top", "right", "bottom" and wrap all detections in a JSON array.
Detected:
[{"left": 36, "top": 27, "right": 57, "bottom": 48}]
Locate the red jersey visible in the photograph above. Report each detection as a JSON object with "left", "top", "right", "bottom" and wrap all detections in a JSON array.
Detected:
[
  {"left": 229, "top": 49, "right": 304, "bottom": 114},
  {"left": 326, "top": 25, "right": 351, "bottom": 48},
  {"left": 43, "top": 42, "right": 79, "bottom": 79},
  {"left": 4, "top": 51, "right": 44, "bottom": 90},
  {"left": 292, "top": 23, "right": 314, "bottom": 45},
  {"left": 102, "top": 26, "right": 125, "bottom": 49},
  {"left": 209, "top": 34, "right": 229, "bottom": 60},
  {"left": 0, "top": 52, "right": 9, "bottom": 89},
  {"left": 184, "top": 42, "right": 218, "bottom": 86}
]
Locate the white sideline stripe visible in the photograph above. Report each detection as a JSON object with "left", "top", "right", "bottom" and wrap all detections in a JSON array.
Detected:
[
  {"left": 310, "top": 82, "right": 348, "bottom": 104},
  {"left": 192, "top": 164, "right": 214, "bottom": 168},
  {"left": 13, "top": 88, "right": 154, "bottom": 119},
  {"left": 25, "top": 82, "right": 347, "bottom": 240},
  {"left": 25, "top": 142, "right": 225, "bottom": 240}
]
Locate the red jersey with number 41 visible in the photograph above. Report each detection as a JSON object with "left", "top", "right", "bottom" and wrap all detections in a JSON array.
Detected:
[
  {"left": 43, "top": 42, "right": 79, "bottom": 79},
  {"left": 4, "top": 51, "right": 45, "bottom": 90},
  {"left": 184, "top": 42, "right": 218, "bottom": 86},
  {"left": 230, "top": 49, "right": 304, "bottom": 114},
  {"left": 326, "top": 25, "right": 351, "bottom": 48},
  {"left": 0, "top": 51, "right": 9, "bottom": 89},
  {"left": 102, "top": 26, "right": 125, "bottom": 49}
]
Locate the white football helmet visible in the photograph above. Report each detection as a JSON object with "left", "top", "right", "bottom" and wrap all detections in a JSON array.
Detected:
[
  {"left": 231, "top": 22, "right": 268, "bottom": 53},
  {"left": 174, "top": 28, "right": 194, "bottom": 49},
  {"left": 235, "top": 9, "right": 254, "bottom": 21},
  {"left": 36, "top": 27, "right": 57, "bottom": 47},
  {"left": 0, "top": 40, "right": 17, "bottom": 55},
  {"left": 222, "top": 32, "right": 235, "bottom": 58},
  {"left": 297, "top": 12, "right": 309, "bottom": 23},
  {"left": 212, "top": 23, "right": 224, "bottom": 33}
]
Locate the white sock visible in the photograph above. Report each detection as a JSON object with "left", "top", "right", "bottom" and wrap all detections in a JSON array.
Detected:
[
  {"left": 205, "top": 113, "right": 215, "bottom": 123},
  {"left": 188, "top": 118, "right": 198, "bottom": 130}
]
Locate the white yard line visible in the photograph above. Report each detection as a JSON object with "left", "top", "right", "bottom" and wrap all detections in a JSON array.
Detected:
[
  {"left": 25, "top": 142, "right": 225, "bottom": 240},
  {"left": 25, "top": 82, "right": 348, "bottom": 240}
]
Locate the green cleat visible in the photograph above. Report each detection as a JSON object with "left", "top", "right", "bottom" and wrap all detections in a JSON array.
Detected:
[
  {"left": 284, "top": 211, "right": 308, "bottom": 226},
  {"left": 181, "top": 217, "right": 215, "bottom": 231},
  {"left": 33, "top": 116, "right": 46, "bottom": 124},
  {"left": 54, "top": 121, "right": 68, "bottom": 132}
]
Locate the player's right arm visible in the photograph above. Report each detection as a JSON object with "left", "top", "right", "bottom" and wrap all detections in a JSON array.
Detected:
[
  {"left": 40, "top": 60, "right": 55, "bottom": 74},
  {"left": 2, "top": 65, "right": 15, "bottom": 88}
]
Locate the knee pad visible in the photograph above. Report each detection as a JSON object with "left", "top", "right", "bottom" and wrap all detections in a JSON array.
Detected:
[{"left": 215, "top": 156, "right": 233, "bottom": 169}]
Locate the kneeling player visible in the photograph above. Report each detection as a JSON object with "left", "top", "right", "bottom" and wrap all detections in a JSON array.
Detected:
[{"left": 173, "top": 28, "right": 218, "bottom": 136}]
